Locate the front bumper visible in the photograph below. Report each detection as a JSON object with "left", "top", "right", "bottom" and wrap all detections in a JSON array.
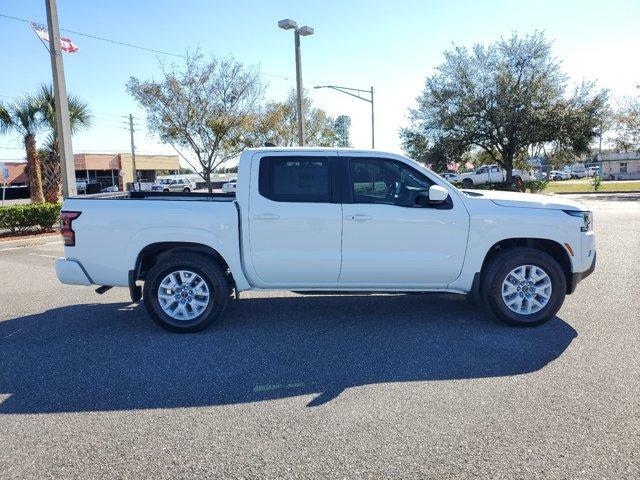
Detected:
[
  {"left": 568, "top": 252, "right": 596, "bottom": 294},
  {"left": 55, "top": 258, "right": 92, "bottom": 286}
]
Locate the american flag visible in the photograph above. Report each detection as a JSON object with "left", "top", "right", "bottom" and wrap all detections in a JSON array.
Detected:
[{"left": 30, "top": 22, "right": 79, "bottom": 53}]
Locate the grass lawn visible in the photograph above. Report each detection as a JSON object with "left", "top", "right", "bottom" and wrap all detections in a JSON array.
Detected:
[{"left": 544, "top": 181, "right": 640, "bottom": 193}]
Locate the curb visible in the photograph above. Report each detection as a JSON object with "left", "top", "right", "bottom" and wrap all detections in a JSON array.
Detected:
[
  {"left": 552, "top": 190, "right": 640, "bottom": 195},
  {"left": 0, "top": 234, "right": 61, "bottom": 249}
]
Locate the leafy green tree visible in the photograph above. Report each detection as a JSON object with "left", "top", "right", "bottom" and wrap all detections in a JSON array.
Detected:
[
  {"left": 251, "top": 90, "right": 351, "bottom": 147},
  {"left": 611, "top": 96, "right": 640, "bottom": 152},
  {"left": 0, "top": 98, "right": 45, "bottom": 203},
  {"left": 333, "top": 115, "right": 352, "bottom": 147},
  {"left": 37, "top": 84, "right": 92, "bottom": 202},
  {"left": 401, "top": 130, "right": 466, "bottom": 172},
  {"left": 127, "top": 52, "right": 265, "bottom": 192},
  {"left": 404, "top": 32, "right": 607, "bottom": 183}
]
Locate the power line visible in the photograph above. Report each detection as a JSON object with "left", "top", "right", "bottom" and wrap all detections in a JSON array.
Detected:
[
  {"left": 0, "top": 13, "right": 296, "bottom": 83},
  {"left": 0, "top": 12, "right": 184, "bottom": 58}
]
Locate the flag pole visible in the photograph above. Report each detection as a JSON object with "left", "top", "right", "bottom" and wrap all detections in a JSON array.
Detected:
[{"left": 45, "top": 0, "right": 77, "bottom": 198}]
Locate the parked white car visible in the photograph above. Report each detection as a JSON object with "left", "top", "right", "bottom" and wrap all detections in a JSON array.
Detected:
[
  {"left": 221, "top": 179, "right": 237, "bottom": 193},
  {"left": 586, "top": 166, "right": 599, "bottom": 177},
  {"left": 566, "top": 164, "right": 587, "bottom": 179},
  {"left": 549, "top": 170, "right": 571, "bottom": 181},
  {"left": 458, "top": 164, "right": 531, "bottom": 188},
  {"left": 441, "top": 172, "right": 461, "bottom": 183},
  {"left": 55, "top": 147, "right": 596, "bottom": 332}
]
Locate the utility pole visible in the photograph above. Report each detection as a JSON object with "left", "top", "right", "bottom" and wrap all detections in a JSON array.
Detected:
[
  {"left": 128, "top": 114, "right": 138, "bottom": 190},
  {"left": 45, "top": 0, "right": 77, "bottom": 198},
  {"left": 294, "top": 30, "right": 305, "bottom": 146},
  {"left": 370, "top": 86, "right": 375, "bottom": 149}
]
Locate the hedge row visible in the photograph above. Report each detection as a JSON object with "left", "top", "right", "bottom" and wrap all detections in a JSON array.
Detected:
[
  {"left": 451, "top": 180, "right": 548, "bottom": 193},
  {"left": 0, "top": 203, "right": 62, "bottom": 234}
]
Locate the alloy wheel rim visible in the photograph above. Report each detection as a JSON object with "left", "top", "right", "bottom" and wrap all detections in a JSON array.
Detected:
[
  {"left": 157, "top": 270, "right": 210, "bottom": 321},
  {"left": 501, "top": 265, "right": 552, "bottom": 316}
]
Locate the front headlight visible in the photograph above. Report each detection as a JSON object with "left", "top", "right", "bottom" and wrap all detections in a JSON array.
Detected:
[{"left": 564, "top": 210, "right": 593, "bottom": 232}]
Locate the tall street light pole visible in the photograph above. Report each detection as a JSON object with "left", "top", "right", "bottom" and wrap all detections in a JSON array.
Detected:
[
  {"left": 314, "top": 85, "right": 375, "bottom": 148},
  {"left": 278, "top": 19, "right": 314, "bottom": 146},
  {"left": 45, "top": 0, "right": 76, "bottom": 197}
]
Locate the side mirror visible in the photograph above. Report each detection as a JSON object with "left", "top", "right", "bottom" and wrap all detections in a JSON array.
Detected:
[{"left": 428, "top": 185, "right": 449, "bottom": 203}]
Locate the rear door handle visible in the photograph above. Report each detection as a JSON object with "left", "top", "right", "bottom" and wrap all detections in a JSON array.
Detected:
[
  {"left": 254, "top": 213, "right": 280, "bottom": 220},
  {"left": 346, "top": 214, "right": 372, "bottom": 221}
]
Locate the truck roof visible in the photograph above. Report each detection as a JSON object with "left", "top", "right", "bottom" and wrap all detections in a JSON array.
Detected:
[{"left": 243, "top": 147, "right": 404, "bottom": 157}]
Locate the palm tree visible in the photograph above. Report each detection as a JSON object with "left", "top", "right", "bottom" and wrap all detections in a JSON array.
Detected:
[
  {"left": 37, "top": 84, "right": 92, "bottom": 202},
  {"left": 0, "top": 98, "right": 45, "bottom": 203}
]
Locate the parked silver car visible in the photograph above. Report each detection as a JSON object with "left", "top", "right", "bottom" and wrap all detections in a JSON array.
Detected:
[
  {"left": 151, "top": 178, "right": 195, "bottom": 192},
  {"left": 221, "top": 180, "right": 237, "bottom": 193}
]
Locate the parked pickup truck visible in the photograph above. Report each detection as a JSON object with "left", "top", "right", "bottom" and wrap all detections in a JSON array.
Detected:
[
  {"left": 458, "top": 164, "right": 531, "bottom": 188},
  {"left": 55, "top": 148, "right": 596, "bottom": 332}
]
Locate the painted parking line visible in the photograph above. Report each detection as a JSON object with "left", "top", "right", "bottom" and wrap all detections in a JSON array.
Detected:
[{"left": 28, "top": 253, "right": 59, "bottom": 259}]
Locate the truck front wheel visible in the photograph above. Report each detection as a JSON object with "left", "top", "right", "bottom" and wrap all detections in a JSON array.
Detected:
[
  {"left": 462, "top": 178, "right": 474, "bottom": 189},
  {"left": 482, "top": 247, "right": 566, "bottom": 327},
  {"left": 143, "top": 253, "right": 229, "bottom": 332}
]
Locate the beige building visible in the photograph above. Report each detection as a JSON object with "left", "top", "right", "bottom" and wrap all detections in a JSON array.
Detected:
[
  {"left": 74, "top": 153, "right": 180, "bottom": 190},
  {"left": 598, "top": 152, "right": 640, "bottom": 180}
]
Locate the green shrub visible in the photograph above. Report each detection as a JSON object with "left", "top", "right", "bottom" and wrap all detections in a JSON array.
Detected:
[
  {"left": 591, "top": 175, "right": 602, "bottom": 191},
  {"left": 523, "top": 179, "right": 548, "bottom": 193},
  {"left": 453, "top": 180, "right": 548, "bottom": 193},
  {"left": 0, "top": 203, "right": 61, "bottom": 234}
]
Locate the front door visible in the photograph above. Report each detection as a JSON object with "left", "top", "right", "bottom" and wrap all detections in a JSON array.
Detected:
[
  {"left": 340, "top": 156, "right": 469, "bottom": 287},
  {"left": 248, "top": 153, "right": 342, "bottom": 286}
]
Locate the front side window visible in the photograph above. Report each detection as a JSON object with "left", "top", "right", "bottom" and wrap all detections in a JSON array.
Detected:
[
  {"left": 477, "top": 167, "right": 487, "bottom": 174},
  {"left": 350, "top": 158, "right": 432, "bottom": 207},
  {"left": 259, "top": 156, "right": 331, "bottom": 202}
]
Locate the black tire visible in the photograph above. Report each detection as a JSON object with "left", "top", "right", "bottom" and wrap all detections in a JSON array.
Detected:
[
  {"left": 143, "top": 252, "right": 229, "bottom": 332},
  {"left": 163, "top": 188, "right": 170, "bottom": 192},
  {"left": 462, "top": 178, "right": 474, "bottom": 189},
  {"left": 482, "top": 247, "right": 566, "bottom": 327},
  {"left": 183, "top": 187, "right": 191, "bottom": 192}
]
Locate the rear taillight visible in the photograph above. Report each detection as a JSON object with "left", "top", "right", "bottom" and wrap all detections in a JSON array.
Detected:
[{"left": 60, "top": 211, "right": 81, "bottom": 246}]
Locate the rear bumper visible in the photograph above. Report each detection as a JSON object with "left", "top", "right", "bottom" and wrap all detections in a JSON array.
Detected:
[
  {"left": 568, "top": 252, "right": 596, "bottom": 294},
  {"left": 55, "top": 258, "right": 92, "bottom": 286}
]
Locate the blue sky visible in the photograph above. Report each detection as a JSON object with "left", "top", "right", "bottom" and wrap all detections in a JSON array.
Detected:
[{"left": 1, "top": 0, "right": 639, "bottom": 162}]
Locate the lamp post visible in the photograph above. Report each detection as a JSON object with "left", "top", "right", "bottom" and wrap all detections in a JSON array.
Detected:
[
  {"left": 278, "top": 19, "right": 314, "bottom": 146},
  {"left": 314, "top": 85, "right": 375, "bottom": 148}
]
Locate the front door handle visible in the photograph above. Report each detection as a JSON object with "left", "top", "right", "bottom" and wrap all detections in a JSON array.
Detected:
[
  {"left": 346, "top": 214, "right": 372, "bottom": 221},
  {"left": 254, "top": 213, "right": 280, "bottom": 220}
]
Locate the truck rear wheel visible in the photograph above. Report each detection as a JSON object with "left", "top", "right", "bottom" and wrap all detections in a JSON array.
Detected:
[
  {"left": 143, "top": 253, "right": 229, "bottom": 332},
  {"left": 482, "top": 247, "right": 566, "bottom": 327}
]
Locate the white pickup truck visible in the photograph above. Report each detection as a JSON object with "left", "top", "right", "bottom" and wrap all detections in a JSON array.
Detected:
[
  {"left": 458, "top": 164, "right": 531, "bottom": 188},
  {"left": 55, "top": 148, "right": 596, "bottom": 332}
]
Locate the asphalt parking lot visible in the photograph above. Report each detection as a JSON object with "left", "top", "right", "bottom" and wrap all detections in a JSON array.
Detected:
[{"left": 1, "top": 194, "right": 638, "bottom": 479}]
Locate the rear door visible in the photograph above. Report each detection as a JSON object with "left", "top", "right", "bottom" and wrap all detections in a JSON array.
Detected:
[
  {"left": 490, "top": 165, "right": 502, "bottom": 182},
  {"left": 247, "top": 152, "right": 343, "bottom": 286},
  {"left": 475, "top": 166, "right": 488, "bottom": 183},
  {"left": 340, "top": 155, "right": 469, "bottom": 287}
]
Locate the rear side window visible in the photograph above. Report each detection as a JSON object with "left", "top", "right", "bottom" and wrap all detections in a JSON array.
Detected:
[{"left": 259, "top": 156, "right": 331, "bottom": 202}]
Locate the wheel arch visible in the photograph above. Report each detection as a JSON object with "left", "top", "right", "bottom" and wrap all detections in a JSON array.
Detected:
[
  {"left": 133, "top": 242, "right": 235, "bottom": 291},
  {"left": 479, "top": 238, "right": 573, "bottom": 293}
]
